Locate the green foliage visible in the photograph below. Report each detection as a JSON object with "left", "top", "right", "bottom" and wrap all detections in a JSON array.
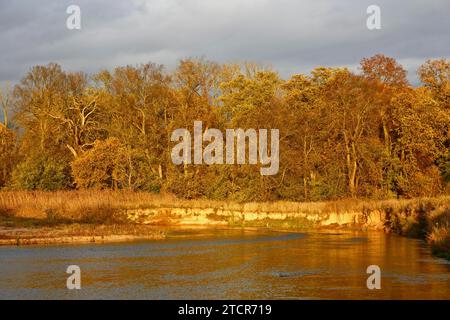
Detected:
[{"left": 12, "top": 155, "right": 72, "bottom": 191}]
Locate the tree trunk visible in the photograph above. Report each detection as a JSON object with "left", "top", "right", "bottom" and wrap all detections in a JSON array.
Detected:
[
  {"left": 158, "top": 164, "right": 163, "bottom": 179},
  {"left": 349, "top": 142, "right": 358, "bottom": 197},
  {"left": 382, "top": 118, "right": 391, "bottom": 156}
]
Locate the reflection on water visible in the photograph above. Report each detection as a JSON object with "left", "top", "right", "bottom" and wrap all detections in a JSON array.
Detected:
[{"left": 0, "top": 228, "right": 449, "bottom": 299}]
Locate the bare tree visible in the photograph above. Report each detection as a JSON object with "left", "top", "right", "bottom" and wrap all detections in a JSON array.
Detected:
[
  {"left": 0, "top": 83, "right": 12, "bottom": 128},
  {"left": 48, "top": 92, "right": 100, "bottom": 158}
]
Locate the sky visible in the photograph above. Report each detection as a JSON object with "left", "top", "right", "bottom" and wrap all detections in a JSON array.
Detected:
[{"left": 0, "top": 0, "right": 449, "bottom": 86}]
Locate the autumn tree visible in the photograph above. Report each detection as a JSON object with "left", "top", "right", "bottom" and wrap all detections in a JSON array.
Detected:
[
  {"left": 282, "top": 73, "right": 324, "bottom": 200},
  {"left": 14, "top": 64, "right": 68, "bottom": 155},
  {"left": 164, "top": 59, "right": 224, "bottom": 198},
  {"left": 418, "top": 59, "right": 449, "bottom": 105},
  {"left": 390, "top": 87, "right": 448, "bottom": 196},
  {"left": 213, "top": 65, "right": 284, "bottom": 201},
  {"left": 360, "top": 54, "right": 408, "bottom": 87},
  {"left": 48, "top": 72, "right": 106, "bottom": 158},
  {"left": 12, "top": 64, "right": 90, "bottom": 189},
  {"left": 321, "top": 70, "right": 385, "bottom": 197},
  {"left": 359, "top": 55, "right": 414, "bottom": 196},
  {"left": 0, "top": 126, "right": 16, "bottom": 188},
  {"left": 0, "top": 84, "right": 12, "bottom": 128},
  {"left": 0, "top": 85, "right": 16, "bottom": 188},
  {"left": 96, "top": 63, "right": 174, "bottom": 184}
]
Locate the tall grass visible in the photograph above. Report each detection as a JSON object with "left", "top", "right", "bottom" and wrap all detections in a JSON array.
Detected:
[
  {"left": 0, "top": 190, "right": 449, "bottom": 219},
  {"left": 0, "top": 191, "right": 176, "bottom": 220}
]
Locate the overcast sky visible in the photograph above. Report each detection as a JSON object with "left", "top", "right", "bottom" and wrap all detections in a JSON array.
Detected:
[{"left": 1, "top": 0, "right": 449, "bottom": 86}]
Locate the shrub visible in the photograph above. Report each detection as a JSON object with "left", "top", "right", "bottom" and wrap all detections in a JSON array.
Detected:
[
  {"left": 72, "top": 138, "right": 160, "bottom": 191},
  {"left": 11, "top": 155, "right": 72, "bottom": 191},
  {"left": 72, "top": 138, "right": 124, "bottom": 189}
]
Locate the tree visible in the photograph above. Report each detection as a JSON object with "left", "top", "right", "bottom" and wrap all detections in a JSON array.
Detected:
[
  {"left": 164, "top": 59, "right": 223, "bottom": 197},
  {"left": 174, "top": 58, "right": 222, "bottom": 105},
  {"left": 390, "top": 87, "right": 448, "bottom": 196},
  {"left": 217, "top": 66, "right": 283, "bottom": 201},
  {"left": 418, "top": 59, "right": 449, "bottom": 105},
  {"left": 0, "top": 126, "right": 16, "bottom": 188},
  {"left": 321, "top": 70, "right": 384, "bottom": 197},
  {"left": 418, "top": 59, "right": 450, "bottom": 192},
  {"left": 282, "top": 73, "right": 323, "bottom": 200},
  {"left": 360, "top": 54, "right": 408, "bottom": 87},
  {"left": 3, "top": 56, "right": 449, "bottom": 199},
  {"left": 0, "top": 84, "right": 16, "bottom": 188},
  {"left": 96, "top": 63, "right": 174, "bottom": 182},
  {"left": 14, "top": 64, "right": 67, "bottom": 154},
  {"left": 0, "top": 83, "right": 12, "bottom": 128},
  {"left": 48, "top": 72, "right": 106, "bottom": 158}
]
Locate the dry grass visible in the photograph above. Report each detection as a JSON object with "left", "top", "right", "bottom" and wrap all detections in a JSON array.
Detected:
[
  {"left": 0, "top": 191, "right": 171, "bottom": 245},
  {"left": 0, "top": 190, "right": 449, "bottom": 221},
  {"left": 0, "top": 190, "right": 179, "bottom": 221},
  {"left": 428, "top": 225, "right": 450, "bottom": 259},
  {"left": 427, "top": 206, "right": 450, "bottom": 259}
]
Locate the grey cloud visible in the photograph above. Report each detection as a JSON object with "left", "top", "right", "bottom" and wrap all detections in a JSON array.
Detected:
[{"left": 0, "top": 0, "right": 449, "bottom": 85}]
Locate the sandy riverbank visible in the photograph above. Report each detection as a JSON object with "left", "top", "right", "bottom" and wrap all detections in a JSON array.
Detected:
[{"left": 0, "top": 224, "right": 165, "bottom": 246}]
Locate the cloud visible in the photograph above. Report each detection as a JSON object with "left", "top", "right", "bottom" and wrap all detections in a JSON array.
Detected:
[{"left": 0, "top": 0, "right": 449, "bottom": 84}]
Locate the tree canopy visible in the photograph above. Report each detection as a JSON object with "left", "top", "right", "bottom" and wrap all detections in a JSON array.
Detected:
[{"left": 1, "top": 55, "right": 449, "bottom": 201}]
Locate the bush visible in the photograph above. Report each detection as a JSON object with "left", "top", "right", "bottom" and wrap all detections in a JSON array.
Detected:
[
  {"left": 11, "top": 155, "right": 72, "bottom": 191},
  {"left": 72, "top": 138, "right": 160, "bottom": 191},
  {"left": 72, "top": 138, "right": 124, "bottom": 189}
]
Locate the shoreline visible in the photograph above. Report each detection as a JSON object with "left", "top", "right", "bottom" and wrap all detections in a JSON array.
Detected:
[
  {"left": 0, "top": 234, "right": 165, "bottom": 246},
  {"left": 0, "top": 223, "right": 338, "bottom": 247},
  {"left": 0, "top": 223, "right": 448, "bottom": 261},
  {"left": 0, "top": 192, "right": 448, "bottom": 258},
  {"left": 0, "top": 224, "right": 375, "bottom": 247},
  {"left": 0, "top": 224, "right": 165, "bottom": 246}
]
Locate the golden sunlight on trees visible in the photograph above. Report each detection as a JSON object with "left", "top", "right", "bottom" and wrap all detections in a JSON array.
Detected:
[
  {"left": 0, "top": 126, "right": 15, "bottom": 188},
  {"left": 360, "top": 54, "right": 408, "bottom": 87},
  {"left": 71, "top": 138, "right": 126, "bottom": 190},
  {"left": 0, "top": 85, "right": 16, "bottom": 188},
  {"left": 418, "top": 59, "right": 450, "bottom": 105},
  {"left": 1, "top": 56, "right": 449, "bottom": 200}
]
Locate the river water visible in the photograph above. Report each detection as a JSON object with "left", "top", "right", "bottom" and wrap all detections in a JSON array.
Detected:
[{"left": 0, "top": 228, "right": 449, "bottom": 299}]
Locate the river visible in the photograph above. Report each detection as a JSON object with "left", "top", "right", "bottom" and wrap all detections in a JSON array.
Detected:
[{"left": 0, "top": 228, "right": 449, "bottom": 299}]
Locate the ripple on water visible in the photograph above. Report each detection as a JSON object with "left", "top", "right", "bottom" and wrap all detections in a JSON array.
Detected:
[{"left": 271, "top": 270, "right": 317, "bottom": 278}]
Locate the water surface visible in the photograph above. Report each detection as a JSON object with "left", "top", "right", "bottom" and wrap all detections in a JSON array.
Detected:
[{"left": 0, "top": 228, "right": 449, "bottom": 299}]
